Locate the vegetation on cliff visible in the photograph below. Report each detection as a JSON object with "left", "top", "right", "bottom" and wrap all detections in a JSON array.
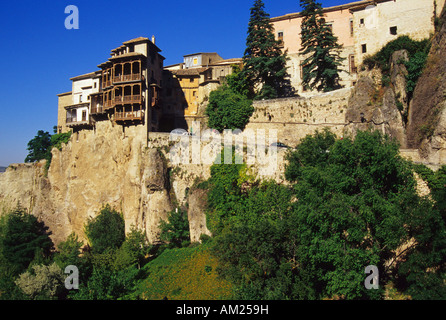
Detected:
[
  {"left": 205, "top": 66, "right": 254, "bottom": 132},
  {"left": 362, "top": 35, "right": 431, "bottom": 99},
  {"left": 25, "top": 129, "right": 72, "bottom": 172}
]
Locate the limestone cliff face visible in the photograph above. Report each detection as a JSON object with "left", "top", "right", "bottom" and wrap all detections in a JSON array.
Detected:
[
  {"left": 344, "top": 51, "right": 408, "bottom": 148},
  {"left": 407, "top": 5, "right": 446, "bottom": 162},
  {"left": 0, "top": 122, "right": 173, "bottom": 245}
]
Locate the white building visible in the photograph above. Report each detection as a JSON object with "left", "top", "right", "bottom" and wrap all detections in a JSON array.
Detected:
[{"left": 65, "top": 71, "right": 101, "bottom": 129}]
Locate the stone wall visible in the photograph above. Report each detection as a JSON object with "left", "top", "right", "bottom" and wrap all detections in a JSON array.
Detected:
[{"left": 245, "top": 88, "right": 351, "bottom": 146}]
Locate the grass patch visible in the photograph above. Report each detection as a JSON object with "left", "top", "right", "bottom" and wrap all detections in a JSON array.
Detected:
[{"left": 134, "top": 243, "right": 234, "bottom": 300}]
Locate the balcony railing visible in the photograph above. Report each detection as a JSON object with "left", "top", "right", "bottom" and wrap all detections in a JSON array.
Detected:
[
  {"left": 113, "top": 73, "right": 141, "bottom": 83},
  {"left": 104, "top": 100, "right": 113, "bottom": 109},
  {"left": 66, "top": 116, "right": 90, "bottom": 126},
  {"left": 113, "top": 95, "right": 142, "bottom": 105},
  {"left": 90, "top": 106, "right": 104, "bottom": 114},
  {"left": 115, "top": 110, "right": 144, "bottom": 121}
]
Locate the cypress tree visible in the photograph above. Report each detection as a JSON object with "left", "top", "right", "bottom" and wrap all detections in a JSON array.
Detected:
[
  {"left": 243, "top": 0, "right": 293, "bottom": 99},
  {"left": 299, "top": 0, "right": 344, "bottom": 92}
]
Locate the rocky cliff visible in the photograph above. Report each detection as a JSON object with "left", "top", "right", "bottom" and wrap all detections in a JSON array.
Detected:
[
  {"left": 0, "top": 122, "right": 289, "bottom": 246},
  {"left": 0, "top": 122, "right": 174, "bottom": 245},
  {"left": 407, "top": 5, "right": 446, "bottom": 160}
]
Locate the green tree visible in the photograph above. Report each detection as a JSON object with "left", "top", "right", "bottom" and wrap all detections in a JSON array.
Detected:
[
  {"left": 15, "top": 262, "right": 65, "bottom": 300},
  {"left": 299, "top": 0, "right": 344, "bottom": 92},
  {"left": 283, "top": 130, "right": 445, "bottom": 299},
  {"left": 0, "top": 207, "right": 54, "bottom": 275},
  {"left": 25, "top": 130, "right": 51, "bottom": 163},
  {"left": 242, "top": 0, "right": 293, "bottom": 99},
  {"left": 159, "top": 209, "right": 190, "bottom": 248},
  {"left": 25, "top": 130, "right": 72, "bottom": 172},
  {"left": 84, "top": 205, "right": 125, "bottom": 254},
  {"left": 211, "top": 130, "right": 445, "bottom": 299},
  {"left": 69, "top": 265, "right": 142, "bottom": 300},
  {"left": 53, "top": 232, "right": 84, "bottom": 269},
  {"left": 115, "top": 226, "right": 151, "bottom": 269},
  {"left": 205, "top": 81, "right": 254, "bottom": 132}
]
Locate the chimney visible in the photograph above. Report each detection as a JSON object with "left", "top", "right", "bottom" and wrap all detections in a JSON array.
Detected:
[{"left": 152, "top": 35, "right": 156, "bottom": 44}]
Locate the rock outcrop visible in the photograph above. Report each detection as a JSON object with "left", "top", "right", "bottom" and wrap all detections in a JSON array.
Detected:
[
  {"left": 344, "top": 51, "right": 408, "bottom": 147},
  {"left": 407, "top": 5, "right": 446, "bottom": 162},
  {"left": 0, "top": 122, "right": 173, "bottom": 245}
]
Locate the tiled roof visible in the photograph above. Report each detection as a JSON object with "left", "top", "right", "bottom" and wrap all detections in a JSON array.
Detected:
[
  {"left": 108, "top": 52, "right": 145, "bottom": 60},
  {"left": 122, "top": 37, "right": 150, "bottom": 45}
]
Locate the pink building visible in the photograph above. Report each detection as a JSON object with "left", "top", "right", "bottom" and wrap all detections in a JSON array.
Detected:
[{"left": 270, "top": 0, "right": 444, "bottom": 94}]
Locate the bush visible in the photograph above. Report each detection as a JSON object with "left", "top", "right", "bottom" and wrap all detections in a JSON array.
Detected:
[
  {"left": 362, "top": 36, "right": 430, "bottom": 72},
  {"left": 15, "top": 263, "right": 65, "bottom": 300},
  {"left": 159, "top": 209, "right": 190, "bottom": 248},
  {"left": 205, "top": 85, "right": 254, "bottom": 132},
  {"left": 0, "top": 207, "right": 54, "bottom": 275},
  {"left": 84, "top": 205, "right": 125, "bottom": 254}
]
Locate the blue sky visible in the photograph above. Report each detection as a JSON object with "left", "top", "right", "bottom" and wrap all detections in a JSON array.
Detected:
[{"left": 0, "top": 0, "right": 349, "bottom": 166}]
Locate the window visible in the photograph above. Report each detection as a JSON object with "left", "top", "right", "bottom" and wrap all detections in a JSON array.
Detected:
[
  {"left": 277, "top": 31, "right": 284, "bottom": 47},
  {"left": 349, "top": 55, "right": 357, "bottom": 73},
  {"left": 350, "top": 19, "right": 354, "bottom": 36},
  {"left": 360, "top": 18, "right": 365, "bottom": 25},
  {"left": 361, "top": 44, "right": 367, "bottom": 54},
  {"left": 390, "top": 26, "right": 397, "bottom": 35}
]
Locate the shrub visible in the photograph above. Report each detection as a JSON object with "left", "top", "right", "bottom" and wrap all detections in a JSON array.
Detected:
[{"left": 84, "top": 205, "right": 125, "bottom": 254}]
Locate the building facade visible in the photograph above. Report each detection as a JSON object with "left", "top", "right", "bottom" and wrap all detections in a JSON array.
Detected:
[
  {"left": 270, "top": 0, "right": 445, "bottom": 94},
  {"left": 162, "top": 53, "right": 242, "bottom": 131},
  {"left": 57, "top": 36, "right": 165, "bottom": 137}
]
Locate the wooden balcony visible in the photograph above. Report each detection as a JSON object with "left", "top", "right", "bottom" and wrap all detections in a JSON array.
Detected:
[
  {"left": 102, "top": 80, "right": 112, "bottom": 89},
  {"left": 115, "top": 110, "right": 144, "bottom": 122},
  {"left": 104, "top": 100, "right": 113, "bottom": 109},
  {"left": 113, "top": 73, "right": 142, "bottom": 84},
  {"left": 114, "top": 95, "right": 142, "bottom": 105},
  {"left": 66, "top": 116, "right": 91, "bottom": 127},
  {"left": 90, "top": 106, "right": 104, "bottom": 114}
]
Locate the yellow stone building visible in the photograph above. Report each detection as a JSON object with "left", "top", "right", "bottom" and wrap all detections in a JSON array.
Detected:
[{"left": 162, "top": 53, "right": 242, "bottom": 132}]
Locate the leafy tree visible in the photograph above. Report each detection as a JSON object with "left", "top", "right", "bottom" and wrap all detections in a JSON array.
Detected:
[
  {"left": 242, "top": 0, "right": 292, "bottom": 99},
  {"left": 159, "top": 209, "right": 190, "bottom": 248},
  {"left": 0, "top": 207, "right": 54, "bottom": 275},
  {"left": 205, "top": 69, "right": 254, "bottom": 132},
  {"left": 115, "top": 226, "right": 151, "bottom": 269},
  {"left": 205, "top": 150, "right": 246, "bottom": 235},
  {"left": 211, "top": 130, "right": 445, "bottom": 299},
  {"left": 283, "top": 130, "right": 445, "bottom": 299},
  {"left": 25, "top": 130, "right": 52, "bottom": 163},
  {"left": 205, "top": 85, "right": 254, "bottom": 132},
  {"left": 53, "top": 232, "right": 84, "bottom": 270},
  {"left": 299, "top": 0, "right": 344, "bottom": 92},
  {"left": 25, "top": 130, "right": 72, "bottom": 173},
  {"left": 69, "top": 265, "right": 142, "bottom": 300},
  {"left": 84, "top": 205, "right": 125, "bottom": 254},
  {"left": 15, "top": 262, "right": 65, "bottom": 300}
]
